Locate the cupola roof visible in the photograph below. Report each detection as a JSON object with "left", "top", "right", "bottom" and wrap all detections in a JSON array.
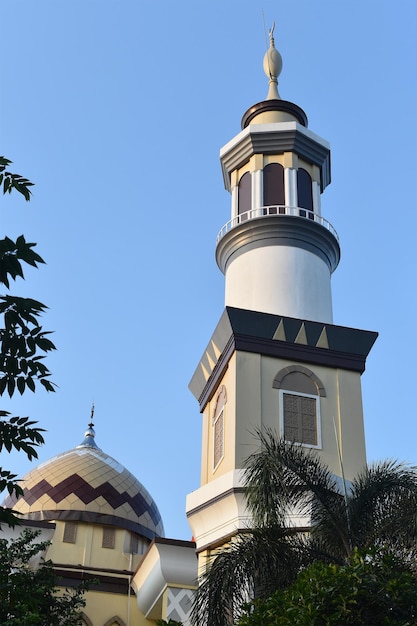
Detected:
[{"left": 3, "top": 415, "right": 164, "bottom": 540}]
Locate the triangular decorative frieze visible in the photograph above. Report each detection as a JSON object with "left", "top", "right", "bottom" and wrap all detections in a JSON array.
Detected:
[
  {"left": 294, "top": 323, "right": 308, "bottom": 345},
  {"left": 272, "top": 319, "right": 286, "bottom": 341},
  {"left": 206, "top": 351, "right": 215, "bottom": 371},
  {"left": 316, "top": 327, "right": 329, "bottom": 349},
  {"left": 201, "top": 362, "right": 210, "bottom": 382},
  {"left": 210, "top": 339, "right": 221, "bottom": 360}
]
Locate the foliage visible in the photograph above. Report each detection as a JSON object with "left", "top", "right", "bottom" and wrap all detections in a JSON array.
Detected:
[
  {"left": 156, "top": 620, "right": 184, "bottom": 626},
  {"left": 193, "top": 430, "right": 417, "bottom": 626},
  {"left": 192, "top": 525, "right": 309, "bottom": 626},
  {"left": 0, "top": 528, "right": 87, "bottom": 625},
  {"left": 238, "top": 548, "right": 417, "bottom": 626},
  {"left": 0, "top": 157, "right": 56, "bottom": 527},
  {"left": 245, "top": 430, "right": 417, "bottom": 562},
  {"left": 0, "top": 157, "right": 33, "bottom": 201}
]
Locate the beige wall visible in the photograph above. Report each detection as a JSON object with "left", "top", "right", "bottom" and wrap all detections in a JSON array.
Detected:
[
  {"left": 81, "top": 590, "right": 147, "bottom": 626},
  {"left": 235, "top": 152, "right": 319, "bottom": 184},
  {"left": 45, "top": 521, "right": 153, "bottom": 625},
  {"left": 200, "top": 350, "right": 366, "bottom": 486},
  {"left": 47, "top": 521, "right": 145, "bottom": 572}
]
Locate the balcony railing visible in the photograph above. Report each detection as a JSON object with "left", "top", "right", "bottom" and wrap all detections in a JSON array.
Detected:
[{"left": 216, "top": 205, "right": 339, "bottom": 244}]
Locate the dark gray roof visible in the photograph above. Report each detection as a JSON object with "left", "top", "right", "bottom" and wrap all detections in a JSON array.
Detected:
[{"left": 190, "top": 307, "right": 378, "bottom": 409}]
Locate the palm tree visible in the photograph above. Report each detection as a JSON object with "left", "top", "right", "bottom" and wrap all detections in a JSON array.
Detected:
[{"left": 192, "top": 429, "right": 417, "bottom": 626}]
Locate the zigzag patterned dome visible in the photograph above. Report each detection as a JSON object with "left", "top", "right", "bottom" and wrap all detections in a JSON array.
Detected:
[{"left": 4, "top": 421, "right": 164, "bottom": 540}]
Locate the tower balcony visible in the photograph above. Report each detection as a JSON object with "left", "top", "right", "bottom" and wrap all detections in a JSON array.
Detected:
[
  {"left": 216, "top": 205, "right": 339, "bottom": 245},
  {"left": 215, "top": 205, "right": 341, "bottom": 322}
]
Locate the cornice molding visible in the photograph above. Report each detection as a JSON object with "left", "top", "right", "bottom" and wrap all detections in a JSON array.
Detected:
[
  {"left": 215, "top": 214, "right": 340, "bottom": 274},
  {"left": 220, "top": 122, "right": 331, "bottom": 192}
]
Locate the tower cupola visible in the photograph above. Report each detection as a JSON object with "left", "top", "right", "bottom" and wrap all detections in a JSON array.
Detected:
[{"left": 216, "top": 27, "right": 340, "bottom": 323}]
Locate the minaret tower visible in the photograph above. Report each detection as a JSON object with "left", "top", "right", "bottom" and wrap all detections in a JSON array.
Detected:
[
  {"left": 186, "top": 29, "right": 377, "bottom": 555},
  {"left": 218, "top": 24, "right": 338, "bottom": 324}
]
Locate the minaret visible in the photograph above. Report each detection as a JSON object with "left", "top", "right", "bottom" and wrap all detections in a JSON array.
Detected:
[
  {"left": 217, "top": 25, "right": 338, "bottom": 323},
  {"left": 186, "top": 28, "right": 377, "bottom": 555}
]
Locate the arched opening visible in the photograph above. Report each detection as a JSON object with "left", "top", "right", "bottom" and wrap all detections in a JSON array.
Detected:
[
  {"left": 103, "top": 617, "right": 126, "bottom": 626},
  {"left": 273, "top": 365, "right": 326, "bottom": 397},
  {"left": 238, "top": 172, "right": 251, "bottom": 219},
  {"left": 273, "top": 366, "right": 325, "bottom": 448},
  {"left": 263, "top": 163, "right": 285, "bottom": 209},
  {"left": 297, "top": 168, "right": 313, "bottom": 215}
]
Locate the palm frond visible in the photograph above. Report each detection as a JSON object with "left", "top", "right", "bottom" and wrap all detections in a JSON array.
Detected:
[
  {"left": 193, "top": 432, "right": 417, "bottom": 624},
  {"left": 244, "top": 429, "right": 352, "bottom": 557},
  {"left": 348, "top": 460, "right": 417, "bottom": 549},
  {"left": 192, "top": 525, "right": 305, "bottom": 626}
]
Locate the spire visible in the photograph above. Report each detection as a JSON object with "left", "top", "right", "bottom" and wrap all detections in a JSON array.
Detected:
[
  {"left": 263, "top": 22, "right": 282, "bottom": 100},
  {"left": 76, "top": 402, "right": 100, "bottom": 449}
]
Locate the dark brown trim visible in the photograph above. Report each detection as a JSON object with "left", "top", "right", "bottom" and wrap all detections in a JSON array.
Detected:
[
  {"left": 13, "top": 518, "right": 56, "bottom": 530},
  {"left": 191, "top": 308, "right": 378, "bottom": 410},
  {"left": 17, "top": 509, "right": 160, "bottom": 541},
  {"left": 53, "top": 568, "right": 132, "bottom": 595},
  {"left": 195, "top": 335, "right": 235, "bottom": 409},
  {"left": 235, "top": 334, "right": 367, "bottom": 370},
  {"left": 198, "top": 333, "right": 371, "bottom": 411},
  {"left": 241, "top": 100, "right": 308, "bottom": 128},
  {"left": 53, "top": 563, "right": 134, "bottom": 576}
]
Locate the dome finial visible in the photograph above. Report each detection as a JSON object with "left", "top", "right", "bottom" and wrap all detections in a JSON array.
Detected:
[
  {"left": 263, "top": 21, "right": 282, "bottom": 100},
  {"left": 77, "top": 402, "right": 100, "bottom": 449}
]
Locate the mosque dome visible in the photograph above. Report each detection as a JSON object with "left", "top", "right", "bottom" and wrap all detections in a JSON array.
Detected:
[{"left": 4, "top": 419, "right": 164, "bottom": 541}]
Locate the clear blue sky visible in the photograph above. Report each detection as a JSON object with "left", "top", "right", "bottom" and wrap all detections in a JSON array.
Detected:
[{"left": 1, "top": 0, "right": 416, "bottom": 540}]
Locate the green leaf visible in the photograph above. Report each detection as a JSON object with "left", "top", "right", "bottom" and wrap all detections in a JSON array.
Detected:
[
  {"left": 26, "top": 376, "right": 35, "bottom": 392},
  {"left": 17, "top": 377, "right": 25, "bottom": 395},
  {"left": 40, "top": 379, "right": 55, "bottom": 393},
  {"left": 7, "top": 378, "right": 15, "bottom": 397}
]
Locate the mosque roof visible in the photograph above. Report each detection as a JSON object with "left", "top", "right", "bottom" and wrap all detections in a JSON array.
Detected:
[
  {"left": 190, "top": 307, "right": 378, "bottom": 410},
  {"left": 3, "top": 418, "right": 164, "bottom": 540}
]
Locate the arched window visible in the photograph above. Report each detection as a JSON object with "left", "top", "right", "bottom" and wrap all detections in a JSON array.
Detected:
[
  {"left": 273, "top": 366, "right": 325, "bottom": 448},
  {"left": 263, "top": 163, "right": 285, "bottom": 208},
  {"left": 297, "top": 168, "right": 313, "bottom": 214},
  {"left": 212, "top": 385, "right": 227, "bottom": 470},
  {"left": 103, "top": 617, "right": 125, "bottom": 626},
  {"left": 238, "top": 172, "right": 251, "bottom": 218}
]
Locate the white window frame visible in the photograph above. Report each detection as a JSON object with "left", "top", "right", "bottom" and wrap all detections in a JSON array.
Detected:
[{"left": 279, "top": 389, "right": 322, "bottom": 449}]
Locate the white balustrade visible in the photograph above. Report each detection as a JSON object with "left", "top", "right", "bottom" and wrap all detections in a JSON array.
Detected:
[{"left": 216, "top": 206, "right": 339, "bottom": 244}]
